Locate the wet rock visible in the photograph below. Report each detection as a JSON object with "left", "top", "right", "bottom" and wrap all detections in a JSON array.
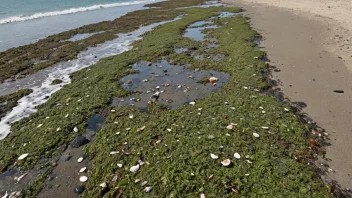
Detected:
[
  {"left": 44, "top": 96, "right": 50, "bottom": 100},
  {"left": 51, "top": 79, "right": 63, "bottom": 85},
  {"left": 70, "top": 136, "right": 90, "bottom": 148},
  {"left": 73, "top": 185, "right": 85, "bottom": 194},
  {"left": 59, "top": 154, "right": 72, "bottom": 162},
  {"left": 47, "top": 173, "right": 56, "bottom": 181}
]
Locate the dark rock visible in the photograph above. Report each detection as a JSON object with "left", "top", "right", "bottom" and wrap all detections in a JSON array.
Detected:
[
  {"left": 51, "top": 79, "right": 63, "bottom": 85},
  {"left": 333, "top": 90, "right": 344, "bottom": 93},
  {"left": 70, "top": 136, "right": 90, "bottom": 148},
  {"left": 44, "top": 96, "right": 50, "bottom": 99},
  {"left": 127, "top": 34, "right": 132, "bottom": 36},
  {"left": 60, "top": 154, "right": 72, "bottom": 162},
  {"left": 73, "top": 185, "right": 85, "bottom": 194}
]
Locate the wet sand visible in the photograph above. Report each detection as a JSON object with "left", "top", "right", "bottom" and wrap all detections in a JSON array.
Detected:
[{"left": 222, "top": 0, "right": 352, "bottom": 189}]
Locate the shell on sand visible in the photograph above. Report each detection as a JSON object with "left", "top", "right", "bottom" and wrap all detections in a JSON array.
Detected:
[
  {"left": 221, "top": 159, "right": 231, "bottom": 166},
  {"left": 18, "top": 153, "right": 29, "bottom": 160},
  {"left": 210, "top": 153, "right": 219, "bottom": 159},
  {"left": 130, "top": 164, "right": 140, "bottom": 172},
  {"left": 79, "top": 167, "right": 87, "bottom": 173},
  {"left": 77, "top": 157, "right": 84, "bottom": 163},
  {"left": 80, "top": 176, "right": 88, "bottom": 182}
]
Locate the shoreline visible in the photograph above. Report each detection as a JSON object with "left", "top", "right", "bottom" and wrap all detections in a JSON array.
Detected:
[{"left": 222, "top": 0, "right": 352, "bottom": 190}]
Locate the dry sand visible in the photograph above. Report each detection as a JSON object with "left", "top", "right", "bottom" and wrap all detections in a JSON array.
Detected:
[{"left": 222, "top": 0, "right": 352, "bottom": 190}]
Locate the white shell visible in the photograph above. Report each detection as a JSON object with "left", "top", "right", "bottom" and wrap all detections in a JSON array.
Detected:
[
  {"left": 77, "top": 157, "right": 84, "bottom": 163},
  {"left": 79, "top": 167, "right": 87, "bottom": 173},
  {"left": 221, "top": 159, "right": 231, "bottom": 166},
  {"left": 210, "top": 153, "right": 219, "bottom": 159},
  {"left": 189, "top": 102, "right": 196, "bottom": 105},
  {"left": 226, "top": 125, "right": 233, "bottom": 130},
  {"left": 130, "top": 164, "right": 140, "bottom": 172},
  {"left": 200, "top": 193, "right": 206, "bottom": 198},
  {"left": 18, "top": 153, "right": 29, "bottom": 160},
  {"left": 99, "top": 182, "right": 107, "bottom": 188},
  {"left": 141, "top": 181, "right": 148, "bottom": 186},
  {"left": 79, "top": 176, "right": 88, "bottom": 182},
  {"left": 110, "top": 151, "right": 119, "bottom": 155},
  {"left": 129, "top": 115, "right": 134, "bottom": 119},
  {"left": 56, "top": 127, "right": 61, "bottom": 131},
  {"left": 73, "top": 127, "right": 79, "bottom": 132},
  {"left": 284, "top": 108, "right": 289, "bottom": 112},
  {"left": 117, "top": 163, "right": 123, "bottom": 168},
  {"left": 261, "top": 126, "right": 269, "bottom": 129},
  {"left": 166, "top": 128, "right": 172, "bottom": 132},
  {"left": 37, "top": 124, "right": 43, "bottom": 128},
  {"left": 16, "top": 173, "right": 27, "bottom": 182},
  {"left": 234, "top": 153, "right": 241, "bottom": 159},
  {"left": 135, "top": 179, "right": 141, "bottom": 183},
  {"left": 145, "top": 186, "right": 152, "bottom": 192},
  {"left": 253, "top": 133, "right": 260, "bottom": 138}
]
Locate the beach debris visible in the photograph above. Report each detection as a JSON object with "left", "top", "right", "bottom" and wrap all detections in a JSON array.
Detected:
[
  {"left": 234, "top": 153, "right": 241, "bottom": 159},
  {"left": 333, "top": 90, "right": 344, "bottom": 93},
  {"left": 130, "top": 164, "right": 140, "bottom": 172},
  {"left": 253, "top": 133, "right": 260, "bottom": 138},
  {"left": 18, "top": 153, "right": 29, "bottom": 160},
  {"left": 79, "top": 176, "right": 88, "bottom": 182},
  {"left": 60, "top": 154, "right": 72, "bottom": 162},
  {"left": 226, "top": 133, "right": 231, "bottom": 136},
  {"left": 221, "top": 159, "right": 231, "bottom": 166},
  {"left": 79, "top": 167, "right": 87, "bottom": 173},
  {"left": 145, "top": 186, "right": 153, "bottom": 192},
  {"left": 117, "top": 163, "right": 123, "bottom": 168},
  {"left": 73, "top": 127, "right": 79, "bottom": 132},
  {"left": 200, "top": 193, "right": 206, "bottom": 198},
  {"left": 189, "top": 102, "right": 196, "bottom": 105},
  {"left": 77, "top": 157, "right": 84, "bottom": 163},
  {"left": 210, "top": 153, "right": 219, "bottom": 159},
  {"left": 155, "top": 140, "right": 161, "bottom": 144},
  {"left": 99, "top": 182, "right": 107, "bottom": 188},
  {"left": 129, "top": 114, "right": 134, "bottom": 119},
  {"left": 141, "top": 181, "right": 148, "bottom": 187},
  {"left": 15, "top": 173, "right": 27, "bottom": 182},
  {"left": 209, "top": 77, "right": 218, "bottom": 83},
  {"left": 142, "top": 79, "right": 148, "bottom": 82}
]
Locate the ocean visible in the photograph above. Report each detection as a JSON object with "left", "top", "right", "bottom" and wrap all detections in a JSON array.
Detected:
[{"left": 0, "top": 0, "right": 158, "bottom": 52}]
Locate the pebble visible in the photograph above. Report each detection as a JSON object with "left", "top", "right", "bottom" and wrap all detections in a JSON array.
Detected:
[
  {"left": 234, "top": 153, "right": 241, "bottom": 159},
  {"left": 77, "top": 157, "right": 84, "bottom": 163},
  {"left": 73, "top": 185, "right": 85, "bottom": 194},
  {"left": 73, "top": 127, "right": 79, "bottom": 132},
  {"left": 79, "top": 176, "right": 88, "bottom": 182},
  {"left": 79, "top": 167, "right": 87, "bottom": 173}
]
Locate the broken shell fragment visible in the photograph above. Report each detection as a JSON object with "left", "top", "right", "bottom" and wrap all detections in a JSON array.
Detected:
[
  {"left": 189, "top": 102, "right": 196, "bottom": 105},
  {"left": 145, "top": 186, "right": 153, "bottom": 192},
  {"left": 284, "top": 108, "right": 289, "bottom": 112},
  {"left": 234, "top": 153, "right": 241, "bottom": 159},
  {"left": 79, "top": 167, "right": 87, "bottom": 173},
  {"left": 253, "top": 133, "right": 260, "bottom": 138},
  {"left": 18, "top": 153, "right": 29, "bottom": 160},
  {"left": 210, "top": 153, "right": 219, "bottom": 159},
  {"left": 221, "top": 159, "right": 231, "bottom": 166},
  {"left": 209, "top": 77, "right": 218, "bottom": 83},
  {"left": 79, "top": 176, "right": 88, "bottom": 182},
  {"left": 129, "top": 115, "right": 134, "bottom": 119},
  {"left": 130, "top": 164, "right": 140, "bottom": 172},
  {"left": 200, "top": 193, "right": 206, "bottom": 198},
  {"left": 77, "top": 157, "right": 84, "bottom": 163},
  {"left": 74, "top": 127, "right": 79, "bottom": 132},
  {"left": 117, "top": 163, "right": 123, "bottom": 168},
  {"left": 110, "top": 151, "right": 119, "bottom": 155},
  {"left": 141, "top": 181, "right": 148, "bottom": 186},
  {"left": 261, "top": 126, "right": 269, "bottom": 130},
  {"left": 226, "top": 125, "right": 234, "bottom": 130},
  {"left": 99, "top": 182, "right": 107, "bottom": 188}
]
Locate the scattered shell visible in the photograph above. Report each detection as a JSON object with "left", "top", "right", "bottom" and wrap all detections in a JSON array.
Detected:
[
  {"left": 126, "top": 128, "right": 131, "bottom": 131},
  {"left": 189, "top": 102, "right": 196, "bottom": 105},
  {"left": 259, "top": 106, "right": 264, "bottom": 109},
  {"left": 18, "top": 153, "right": 29, "bottom": 160},
  {"left": 210, "top": 153, "right": 219, "bottom": 159},
  {"left": 130, "top": 164, "right": 140, "bottom": 172},
  {"left": 129, "top": 115, "right": 134, "bottom": 119},
  {"left": 79, "top": 167, "right": 87, "bottom": 173},
  {"left": 145, "top": 186, "right": 152, "bottom": 192},
  {"left": 77, "top": 157, "right": 84, "bottom": 163},
  {"left": 253, "top": 133, "right": 260, "bottom": 138},
  {"left": 243, "top": 86, "right": 248, "bottom": 89},
  {"left": 226, "top": 125, "right": 234, "bottom": 130},
  {"left": 37, "top": 124, "right": 43, "bottom": 128},
  {"left": 56, "top": 127, "right": 61, "bottom": 131},
  {"left": 246, "top": 160, "right": 252, "bottom": 164},
  {"left": 79, "top": 176, "right": 88, "bottom": 182},
  {"left": 167, "top": 128, "right": 172, "bottom": 132},
  {"left": 262, "top": 111, "right": 266, "bottom": 114},
  {"left": 116, "top": 132, "right": 121, "bottom": 135},
  {"left": 99, "top": 182, "right": 107, "bottom": 188},
  {"left": 110, "top": 151, "right": 119, "bottom": 155},
  {"left": 155, "top": 140, "right": 161, "bottom": 144},
  {"left": 141, "top": 181, "right": 148, "bottom": 186},
  {"left": 117, "top": 163, "right": 123, "bottom": 168},
  {"left": 209, "top": 77, "right": 218, "bottom": 83},
  {"left": 226, "top": 133, "right": 231, "bottom": 136},
  {"left": 156, "top": 86, "right": 160, "bottom": 89},
  {"left": 200, "top": 193, "right": 206, "bottom": 198},
  {"left": 135, "top": 179, "right": 141, "bottom": 183},
  {"left": 284, "top": 108, "right": 289, "bottom": 112},
  {"left": 234, "top": 153, "right": 241, "bottom": 159},
  {"left": 142, "top": 79, "right": 148, "bottom": 82},
  {"left": 73, "top": 127, "right": 79, "bottom": 132},
  {"left": 16, "top": 173, "right": 27, "bottom": 182},
  {"left": 261, "top": 126, "right": 269, "bottom": 129},
  {"left": 221, "top": 159, "right": 231, "bottom": 166}
]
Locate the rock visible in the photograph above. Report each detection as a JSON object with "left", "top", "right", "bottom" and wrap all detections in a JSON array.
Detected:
[
  {"left": 47, "top": 173, "right": 56, "bottom": 181},
  {"left": 70, "top": 136, "right": 90, "bottom": 148},
  {"left": 60, "top": 154, "right": 72, "bottom": 162},
  {"left": 51, "top": 79, "right": 63, "bottom": 85},
  {"left": 73, "top": 185, "right": 85, "bottom": 194}
]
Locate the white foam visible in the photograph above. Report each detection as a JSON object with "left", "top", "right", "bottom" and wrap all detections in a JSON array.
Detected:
[
  {"left": 0, "top": 0, "right": 155, "bottom": 24},
  {"left": 0, "top": 17, "right": 180, "bottom": 139}
]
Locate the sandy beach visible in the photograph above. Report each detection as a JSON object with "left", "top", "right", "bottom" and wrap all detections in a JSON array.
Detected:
[{"left": 222, "top": 0, "right": 352, "bottom": 190}]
